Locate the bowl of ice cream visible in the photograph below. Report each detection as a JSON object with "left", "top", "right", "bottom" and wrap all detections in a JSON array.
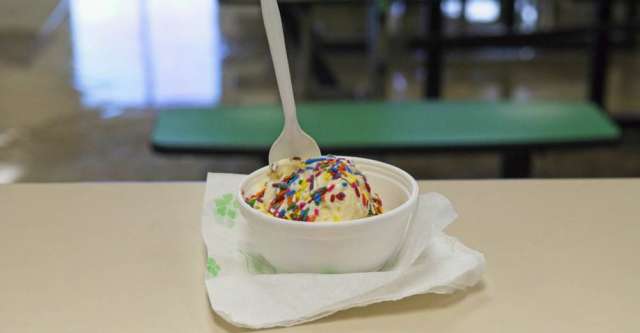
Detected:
[{"left": 237, "top": 156, "right": 419, "bottom": 273}]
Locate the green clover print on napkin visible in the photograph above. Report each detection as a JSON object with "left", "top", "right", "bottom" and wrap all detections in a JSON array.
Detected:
[
  {"left": 207, "top": 257, "right": 221, "bottom": 278},
  {"left": 213, "top": 193, "right": 240, "bottom": 227},
  {"left": 320, "top": 267, "right": 338, "bottom": 274},
  {"left": 240, "top": 251, "right": 277, "bottom": 274}
]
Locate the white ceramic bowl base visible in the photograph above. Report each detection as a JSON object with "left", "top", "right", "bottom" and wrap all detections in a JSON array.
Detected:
[{"left": 237, "top": 156, "right": 419, "bottom": 273}]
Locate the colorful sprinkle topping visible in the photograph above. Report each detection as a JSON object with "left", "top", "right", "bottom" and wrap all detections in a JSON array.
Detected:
[{"left": 244, "top": 156, "right": 383, "bottom": 222}]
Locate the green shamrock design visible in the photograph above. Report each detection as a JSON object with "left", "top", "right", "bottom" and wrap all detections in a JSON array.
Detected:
[
  {"left": 320, "top": 267, "right": 338, "bottom": 274},
  {"left": 214, "top": 193, "right": 240, "bottom": 227},
  {"left": 207, "top": 257, "right": 221, "bottom": 277},
  {"left": 240, "top": 251, "right": 277, "bottom": 274}
]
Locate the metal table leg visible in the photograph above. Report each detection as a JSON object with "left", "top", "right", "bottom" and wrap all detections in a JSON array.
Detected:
[
  {"left": 425, "top": 0, "right": 442, "bottom": 99},
  {"left": 588, "top": 0, "right": 612, "bottom": 109},
  {"left": 501, "top": 150, "right": 532, "bottom": 178}
]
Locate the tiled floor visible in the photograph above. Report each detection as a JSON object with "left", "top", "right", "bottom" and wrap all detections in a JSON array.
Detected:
[{"left": 0, "top": 1, "right": 638, "bottom": 183}]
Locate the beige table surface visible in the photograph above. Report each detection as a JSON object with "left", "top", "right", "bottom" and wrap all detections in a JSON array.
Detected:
[{"left": 1, "top": 180, "right": 639, "bottom": 332}]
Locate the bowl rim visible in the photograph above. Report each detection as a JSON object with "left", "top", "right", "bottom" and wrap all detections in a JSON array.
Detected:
[{"left": 236, "top": 156, "right": 419, "bottom": 228}]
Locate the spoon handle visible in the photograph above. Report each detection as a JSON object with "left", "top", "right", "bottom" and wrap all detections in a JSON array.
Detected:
[{"left": 261, "top": 0, "right": 298, "bottom": 127}]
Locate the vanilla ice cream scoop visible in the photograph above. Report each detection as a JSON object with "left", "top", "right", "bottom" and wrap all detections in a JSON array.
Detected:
[{"left": 244, "top": 156, "right": 383, "bottom": 222}]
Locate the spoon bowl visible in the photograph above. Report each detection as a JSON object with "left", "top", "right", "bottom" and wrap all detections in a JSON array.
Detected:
[{"left": 269, "top": 122, "right": 321, "bottom": 164}]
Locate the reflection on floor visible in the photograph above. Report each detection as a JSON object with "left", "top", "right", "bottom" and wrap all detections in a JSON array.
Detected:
[{"left": 0, "top": 2, "right": 638, "bottom": 182}]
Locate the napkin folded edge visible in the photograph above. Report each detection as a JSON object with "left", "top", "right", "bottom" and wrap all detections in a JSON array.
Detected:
[{"left": 207, "top": 232, "right": 485, "bottom": 329}]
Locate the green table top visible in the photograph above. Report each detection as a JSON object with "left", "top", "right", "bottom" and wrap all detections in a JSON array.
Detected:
[{"left": 151, "top": 101, "right": 620, "bottom": 153}]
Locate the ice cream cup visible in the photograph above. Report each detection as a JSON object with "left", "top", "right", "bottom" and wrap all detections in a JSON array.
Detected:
[{"left": 237, "top": 156, "right": 419, "bottom": 273}]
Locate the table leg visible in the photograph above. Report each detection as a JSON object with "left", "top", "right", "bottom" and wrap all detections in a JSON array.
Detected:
[
  {"left": 501, "top": 0, "right": 516, "bottom": 33},
  {"left": 588, "top": 0, "right": 612, "bottom": 109},
  {"left": 296, "top": 4, "right": 312, "bottom": 99},
  {"left": 624, "top": 0, "right": 637, "bottom": 50},
  {"left": 425, "top": 0, "right": 443, "bottom": 99},
  {"left": 367, "top": 0, "right": 387, "bottom": 98},
  {"left": 501, "top": 150, "right": 532, "bottom": 178}
]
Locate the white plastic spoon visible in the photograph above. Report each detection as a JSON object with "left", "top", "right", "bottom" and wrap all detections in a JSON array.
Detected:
[{"left": 261, "top": 0, "right": 321, "bottom": 165}]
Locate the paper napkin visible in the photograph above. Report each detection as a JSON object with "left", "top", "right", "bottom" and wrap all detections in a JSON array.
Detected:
[{"left": 202, "top": 173, "right": 485, "bottom": 329}]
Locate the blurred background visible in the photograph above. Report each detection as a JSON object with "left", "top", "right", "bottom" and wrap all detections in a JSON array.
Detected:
[{"left": 0, "top": 0, "right": 638, "bottom": 183}]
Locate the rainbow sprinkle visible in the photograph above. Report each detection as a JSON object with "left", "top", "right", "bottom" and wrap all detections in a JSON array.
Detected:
[{"left": 244, "top": 156, "right": 383, "bottom": 222}]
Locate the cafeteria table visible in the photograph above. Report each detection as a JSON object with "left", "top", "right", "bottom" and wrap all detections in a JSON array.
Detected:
[
  {"left": 152, "top": 101, "right": 621, "bottom": 178},
  {"left": 1, "top": 179, "right": 639, "bottom": 332}
]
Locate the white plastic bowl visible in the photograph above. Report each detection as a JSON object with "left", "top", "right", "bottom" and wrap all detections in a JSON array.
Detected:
[{"left": 237, "top": 156, "right": 419, "bottom": 273}]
